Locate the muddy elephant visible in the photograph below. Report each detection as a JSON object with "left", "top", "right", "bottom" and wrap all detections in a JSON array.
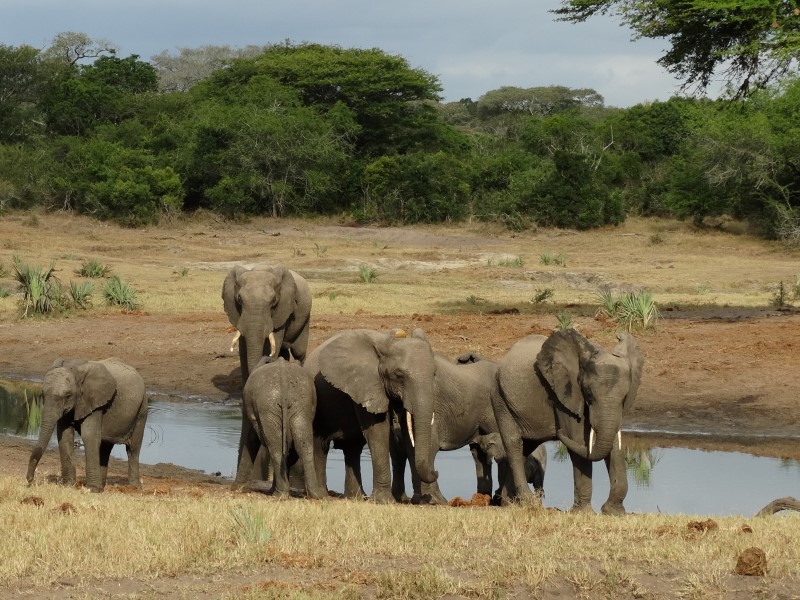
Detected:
[
  {"left": 306, "top": 329, "right": 438, "bottom": 503},
  {"left": 390, "top": 338, "right": 502, "bottom": 504},
  {"left": 222, "top": 264, "right": 312, "bottom": 489},
  {"left": 492, "top": 330, "right": 643, "bottom": 514},
  {"left": 26, "top": 358, "right": 148, "bottom": 492},
  {"left": 235, "top": 357, "right": 326, "bottom": 499}
]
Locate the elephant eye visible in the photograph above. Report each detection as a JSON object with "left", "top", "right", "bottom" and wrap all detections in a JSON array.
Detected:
[{"left": 235, "top": 293, "right": 243, "bottom": 306}]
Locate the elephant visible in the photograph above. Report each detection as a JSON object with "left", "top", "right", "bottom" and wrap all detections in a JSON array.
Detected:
[
  {"left": 222, "top": 264, "right": 312, "bottom": 382},
  {"left": 471, "top": 433, "right": 547, "bottom": 498},
  {"left": 389, "top": 339, "right": 502, "bottom": 505},
  {"left": 492, "top": 329, "right": 643, "bottom": 514},
  {"left": 305, "top": 328, "right": 438, "bottom": 503},
  {"left": 26, "top": 357, "right": 148, "bottom": 493},
  {"left": 235, "top": 357, "right": 326, "bottom": 499},
  {"left": 222, "top": 264, "right": 312, "bottom": 489}
]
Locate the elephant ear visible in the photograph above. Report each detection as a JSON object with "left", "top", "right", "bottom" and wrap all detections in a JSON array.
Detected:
[
  {"left": 222, "top": 266, "right": 247, "bottom": 327},
  {"left": 612, "top": 333, "right": 644, "bottom": 411},
  {"left": 318, "top": 330, "right": 390, "bottom": 414},
  {"left": 535, "top": 329, "right": 597, "bottom": 421},
  {"left": 271, "top": 266, "right": 297, "bottom": 329},
  {"left": 74, "top": 362, "right": 117, "bottom": 421}
]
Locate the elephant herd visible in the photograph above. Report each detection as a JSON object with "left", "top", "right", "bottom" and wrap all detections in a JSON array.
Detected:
[{"left": 26, "top": 263, "right": 645, "bottom": 515}]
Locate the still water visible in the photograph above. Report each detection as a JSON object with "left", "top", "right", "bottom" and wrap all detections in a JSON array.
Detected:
[{"left": 2, "top": 379, "right": 798, "bottom": 516}]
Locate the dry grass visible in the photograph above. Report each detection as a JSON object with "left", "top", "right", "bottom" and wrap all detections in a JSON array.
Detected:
[
  {"left": 2, "top": 212, "right": 799, "bottom": 322},
  {"left": 2, "top": 477, "right": 799, "bottom": 596}
]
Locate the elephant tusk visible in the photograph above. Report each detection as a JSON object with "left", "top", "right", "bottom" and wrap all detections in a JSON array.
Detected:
[
  {"left": 589, "top": 428, "right": 596, "bottom": 455},
  {"left": 617, "top": 430, "right": 622, "bottom": 451},
  {"left": 229, "top": 330, "right": 241, "bottom": 352},
  {"left": 431, "top": 413, "right": 435, "bottom": 426},
  {"left": 406, "top": 411, "right": 416, "bottom": 448},
  {"left": 268, "top": 332, "right": 277, "bottom": 357}
]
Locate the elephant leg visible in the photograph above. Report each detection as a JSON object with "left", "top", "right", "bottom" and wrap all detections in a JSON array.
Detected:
[
  {"left": 389, "top": 424, "right": 409, "bottom": 503},
  {"left": 600, "top": 444, "right": 628, "bottom": 516},
  {"left": 359, "top": 415, "right": 393, "bottom": 503},
  {"left": 341, "top": 443, "right": 367, "bottom": 499},
  {"left": 126, "top": 408, "right": 147, "bottom": 488},
  {"left": 263, "top": 429, "right": 289, "bottom": 497},
  {"left": 233, "top": 414, "right": 262, "bottom": 491},
  {"left": 495, "top": 420, "right": 534, "bottom": 501},
  {"left": 81, "top": 413, "right": 104, "bottom": 492},
  {"left": 470, "top": 443, "right": 493, "bottom": 497},
  {"left": 313, "top": 437, "right": 330, "bottom": 493},
  {"left": 569, "top": 451, "right": 594, "bottom": 512},
  {"left": 292, "top": 418, "right": 326, "bottom": 499},
  {"left": 56, "top": 422, "right": 76, "bottom": 485},
  {"left": 99, "top": 441, "right": 113, "bottom": 489}
]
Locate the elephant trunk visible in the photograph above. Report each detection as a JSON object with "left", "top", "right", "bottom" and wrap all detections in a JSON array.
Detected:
[
  {"left": 241, "top": 314, "right": 272, "bottom": 383},
  {"left": 408, "top": 386, "right": 437, "bottom": 484},
  {"left": 26, "top": 401, "right": 59, "bottom": 483},
  {"left": 558, "top": 406, "right": 621, "bottom": 461}
]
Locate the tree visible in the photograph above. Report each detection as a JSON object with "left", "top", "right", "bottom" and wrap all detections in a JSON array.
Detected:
[
  {"left": 0, "top": 44, "right": 49, "bottom": 142},
  {"left": 477, "top": 85, "right": 605, "bottom": 117},
  {"left": 553, "top": 1, "right": 800, "bottom": 98},
  {"left": 41, "top": 31, "right": 117, "bottom": 66},
  {"left": 209, "top": 43, "right": 444, "bottom": 156},
  {"left": 42, "top": 55, "right": 158, "bottom": 135},
  {"left": 150, "top": 44, "right": 268, "bottom": 92}
]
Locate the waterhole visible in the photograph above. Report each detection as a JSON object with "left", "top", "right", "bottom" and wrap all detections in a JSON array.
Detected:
[{"left": 2, "top": 378, "right": 797, "bottom": 515}]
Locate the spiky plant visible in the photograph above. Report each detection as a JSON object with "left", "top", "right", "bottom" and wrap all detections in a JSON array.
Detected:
[
  {"left": 12, "top": 257, "right": 64, "bottom": 317},
  {"left": 103, "top": 275, "right": 140, "bottom": 311},
  {"left": 358, "top": 264, "right": 378, "bottom": 283},
  {"left": 77, "top": 259, "right": 112, "bottom": 278},
  {"left": 616, "top": 290, "right": 660, "bottom": 331},
  {"left": 556, "top": 310, "right": 572, "bottom": 330},
  {"left": 69, "top": 280, "right": 94, "bottom": 309},
  {"left": 595, "top": 287, "right": 619, "bottom": 320}
]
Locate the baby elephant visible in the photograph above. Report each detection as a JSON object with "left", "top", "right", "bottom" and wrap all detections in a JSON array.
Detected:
[
  {"left": 236, "top": 358, "right": 326, "bottom": 499},
  {"left": 27, "top": 357, "right": 148, "bottom": 492}
]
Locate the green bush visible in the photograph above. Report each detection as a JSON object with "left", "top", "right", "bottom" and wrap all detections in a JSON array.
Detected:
[
  {"left": 68, "top": 281, "right": 94, "bottom": 309},
  {"left": 77, "top": 259, "right": 112, "bottom": 278},
  {"left": 12, "top": 257, "right": 64, "bottom": 317},
  {"left": 103, "top": 275, "right": 140, "bottom": 311}
]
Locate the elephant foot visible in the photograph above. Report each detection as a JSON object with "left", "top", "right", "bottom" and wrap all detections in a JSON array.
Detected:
[
  {"left": 569, "top": 501, "right": 595, "bottom": 514},
  {"left": 600, "top": 501, "right": 626, "bottom": 516},
  {"left": 370, "top": 488, "right": 395, "bottom": 504}
]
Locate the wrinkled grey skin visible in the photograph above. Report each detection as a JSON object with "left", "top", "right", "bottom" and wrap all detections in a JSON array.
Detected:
[
  {"left": 305, "top": 329, "right": 438, "bottom": 504},
  {"left": 390, "top": 336, "right": 502, "bottom": 505},
  {"left": 26, "top": 358, "right": 148, "bottom": 492},
  {"left": 236, "top": 358, "right": 326, "bottom": 499},
  {"left": 222, "top": 264, "right": 311, "bottom": 490},
  {"left": 492, "top": 330, "right": 643, "bottom": 514}
]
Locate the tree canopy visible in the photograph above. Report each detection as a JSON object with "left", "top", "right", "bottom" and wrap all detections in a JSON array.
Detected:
[{"left": 553, "top": 0, "right": 800, "bottom": 98}]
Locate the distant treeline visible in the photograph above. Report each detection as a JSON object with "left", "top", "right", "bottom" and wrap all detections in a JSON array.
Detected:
[{"left": 1, "top": 35, "right": 799, "bottom": 238}]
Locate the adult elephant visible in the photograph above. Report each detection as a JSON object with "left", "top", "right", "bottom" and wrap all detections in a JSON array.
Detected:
[
  {"left": 492, "top": 329, "right": 643, "bottom": 514},
  {"left": 26, "top": 358, "right": 148, "bottom": 493},
  {"left": 223, "top": 264, "right": 311, "bottom": 490},
  {"left": 390, "top": 340, "right": 502, "bottom": 505},
  {"left": 222, "top": 264, "right": 312, "bottom": 381},
  {"left": 306, "top": 329, "right": 438, "bottom": 503}
]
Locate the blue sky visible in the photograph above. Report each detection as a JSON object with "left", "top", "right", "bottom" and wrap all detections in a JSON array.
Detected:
[{"left": 2, "top": 0, "right": 689, "bottom": 107}]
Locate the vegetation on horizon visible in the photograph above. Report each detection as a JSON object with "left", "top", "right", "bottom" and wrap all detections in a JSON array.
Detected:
[{"left": 1, "top": 29, "right": 799, "bottom": 240}]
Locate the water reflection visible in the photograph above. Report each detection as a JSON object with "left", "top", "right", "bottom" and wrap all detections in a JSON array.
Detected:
[
  {"left": 1, "top": 379, "right": 798, "bottom": 516},
  {"left": 0, "top": 379, "right": 43, "bottom": 438}
]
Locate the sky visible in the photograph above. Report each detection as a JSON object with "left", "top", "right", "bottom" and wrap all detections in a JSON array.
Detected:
[{"left": 2, "top": 0, "right": 690, "bottom": 108}]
